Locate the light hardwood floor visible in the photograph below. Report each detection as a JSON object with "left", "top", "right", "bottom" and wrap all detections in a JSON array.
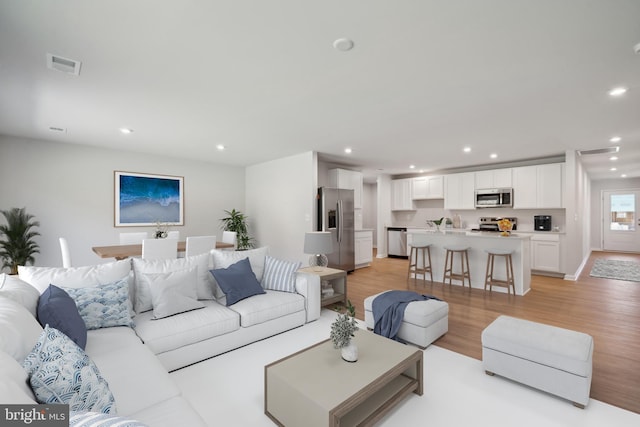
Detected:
[{"left": 345, "top": 250, "right": 640, "bottom": 414}]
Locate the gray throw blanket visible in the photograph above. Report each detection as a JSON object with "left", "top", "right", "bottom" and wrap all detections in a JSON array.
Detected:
[{"left": 372, "top": 290, "right": 441, "bottom": 342}]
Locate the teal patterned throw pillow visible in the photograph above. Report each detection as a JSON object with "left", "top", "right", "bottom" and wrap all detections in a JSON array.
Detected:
[
  {"left": 63, "top": 278, "right": 134, "bottom": 330},
  {"left": 22, "top": 326, "right": 117, "bottom": 414}
]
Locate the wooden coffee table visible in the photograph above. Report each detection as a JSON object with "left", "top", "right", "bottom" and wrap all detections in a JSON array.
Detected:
[{"left": 264, "top": 329, "right": 423, "bottom": 427}]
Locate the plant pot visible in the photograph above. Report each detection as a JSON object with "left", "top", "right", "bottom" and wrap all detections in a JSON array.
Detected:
[{"left": 341, "top": 341, "right": 358, "bottom": 362}]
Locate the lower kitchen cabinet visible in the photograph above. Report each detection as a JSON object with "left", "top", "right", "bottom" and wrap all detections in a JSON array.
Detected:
[
  {"left": 531, "top": 234, "right": 561, "bottom": 272},
  {"left": 355, "top": 230, "right": 373, "bottom": 268}
]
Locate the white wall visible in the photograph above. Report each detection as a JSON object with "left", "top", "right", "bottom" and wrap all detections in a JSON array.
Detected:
[
  {"left": 376, "top": 174, "right": 392, "bottom": 257},
  {"left": 562, "top": 150, "right": 591, "bottom": 279},
  {"left": 590, "top": 177, "right": 640, "bottom": 249},
  {"left": 0, "top": 136, "right": 245, "bottom": 268},
  {"left": 363, "top": 183, "right": 378, "bottom": 246},
  {"left": 245, "top": 151, "right": 316, "bottom": 265}
]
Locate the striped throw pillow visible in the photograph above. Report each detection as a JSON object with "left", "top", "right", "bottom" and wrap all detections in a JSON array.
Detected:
[{"left": 261, "top": 256, "right": 301, "bottom": 293}]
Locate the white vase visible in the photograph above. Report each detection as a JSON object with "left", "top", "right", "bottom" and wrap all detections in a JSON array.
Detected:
[{"left": 341, "top": 341, "right": 358, "bottom": 362}]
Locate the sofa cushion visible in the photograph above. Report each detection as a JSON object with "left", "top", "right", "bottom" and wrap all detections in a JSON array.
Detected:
[
  {"left": 261, "top": 256, "right": 301, "bottom": 293},
  {"left": 210, "top": 246, "right": 268, "bottom": 298},
  {"left": 0, "top": 350, "right": 35, "bottom": 401},
  {"left": 228, "top": 290, "right": 305, "bottom": 327},
  {"left": 84, "top": 327, "right": 143, "bottom": 357},
  {"left": 70, "top": 411, "right": 148, "bottom": 427},
  {"left": 37, "top": 285, "right": 87, "bottom": 349},
  {"left": 130, "top": 396, "right": 206, "bottom": 427},
  {"left": 63, "top": 278, "right": 134, "bottom": 330},
  {"left": 133, "top": 301, "right": 239, "bottom": 355},
  {"left": 0, "top": 273, "right": 40, "bottom": 316},
  {"left": 142, "top": 267, "right": 205, "bottom": 319},
  {"left": 132, "top": 253, "right": 212, "bottom": 313},
  {"left": 18, "top": 260, "right": 132, "bottom": 294},
  {"left": 210, "top": 258, "right": 265, "bottom": 306},
  {"left": 22, "top": 326, "right": 116, "bottom": 414},
  {"left": 0, "top": 296, "right": 43, "bottom": 363}
]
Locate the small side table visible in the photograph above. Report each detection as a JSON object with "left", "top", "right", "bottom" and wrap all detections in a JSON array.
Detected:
[{"left": 297, "top": 267, "right": 348, "bottom": 308}]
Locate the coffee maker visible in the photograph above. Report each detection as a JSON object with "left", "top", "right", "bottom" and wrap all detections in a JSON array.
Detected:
[{"left": 534, "top": 215, "right": 552, "bottom": 231}]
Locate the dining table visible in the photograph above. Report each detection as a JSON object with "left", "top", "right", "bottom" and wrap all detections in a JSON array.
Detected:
[{"left": 92, "top": 240, "right": 234, "bottom": 260}]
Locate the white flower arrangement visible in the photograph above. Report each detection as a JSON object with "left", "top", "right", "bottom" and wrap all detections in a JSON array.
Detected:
[{"left": 330, "top": 300, "right": 358, "bottom": 349}]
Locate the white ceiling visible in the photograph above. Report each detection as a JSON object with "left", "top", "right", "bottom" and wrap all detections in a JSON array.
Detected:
[{"left": 1, "top": 1, "right": 639, "bottom": 182}]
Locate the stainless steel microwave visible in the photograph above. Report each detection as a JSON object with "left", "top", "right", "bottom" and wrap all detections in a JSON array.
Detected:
[{"left": 475, "top": 188, "right": 513, "bottom": 208}]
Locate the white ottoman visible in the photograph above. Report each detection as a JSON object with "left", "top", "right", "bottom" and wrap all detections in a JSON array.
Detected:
[
  {"left": 482, "top": 315, "right": 594, "bottom": 408},
  {"left": 364, "top": 291, "right": 448, "bottom": 348}
]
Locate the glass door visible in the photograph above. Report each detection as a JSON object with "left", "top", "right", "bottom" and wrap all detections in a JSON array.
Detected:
[{"left": 603, "top": 190, "right": 640, "bottom": 252}]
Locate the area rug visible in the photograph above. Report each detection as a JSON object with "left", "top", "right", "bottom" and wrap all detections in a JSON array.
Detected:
[{"left": 590, "top": 259, "right": 640, "bottom": 282}]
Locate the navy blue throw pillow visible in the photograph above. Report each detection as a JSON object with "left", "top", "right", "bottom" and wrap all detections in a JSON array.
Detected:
[
  {"left": 37, "top": 284, "right": 88, "bottom": 349},
  {"left": 210, "top": 258, "right": 265, "bottom": 306}
]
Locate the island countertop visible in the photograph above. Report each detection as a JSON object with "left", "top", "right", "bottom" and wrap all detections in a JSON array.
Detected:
[{"left": 408, "top": 231, "right": 531, "bottom": 295}]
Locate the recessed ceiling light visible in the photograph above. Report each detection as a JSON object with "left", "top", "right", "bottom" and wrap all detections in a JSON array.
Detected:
[
  {"left": 608, "top": 87, "right": 628, "bottom": 97},
  {"left": 344, "top": 147, "right": 352, "bottom": 154},
  {"left": 409, "top": 165, "right": 415, "bottom": 169},
  {"left": 621, "top": 174, "right": 627, "bottom": 178},
  {"left": 490, "top": 153, "right": 498, "bottom": 159},
  {"left": 463, "top": 147, "right": 471, "bottom": 153},
  {"left": 610, "top": 167, "right": 617, "bottom": 171},
  {"left": 120, "top": 128, "right": 133, "bottom": 134},
  {"left": 610, "top": 156, "right": 618, "bottom": 161},
  {"left": 609, "top": 136, "right": 621, "bottom": 143},
  {"left": 419, "top": 169, "right": 424, "bottom": 173},
  {"left": 333, "top": 38, "right": 354, "bottom": 51},
  {"left": 216, "top": 144, "right": 225, "bottom": 151}
]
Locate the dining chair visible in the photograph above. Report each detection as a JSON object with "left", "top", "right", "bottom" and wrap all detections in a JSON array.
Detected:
[
  {"left": 222, "top": 231, "right": 237, "bottom": 250},
  {"left": 185, "top": 235, "right": 217, "bottom": 258},
  {"left": 167, "top": 230, "right": 180, "bottom": 240},
  {"left": 142, "top": 238, "right": 178, "bottom": 260},
  {"left": 119, "top": 232, "right": 149, "bottom": 245},
  {"left": 59, "top": 237, "right": 72, "bottom": 268}
]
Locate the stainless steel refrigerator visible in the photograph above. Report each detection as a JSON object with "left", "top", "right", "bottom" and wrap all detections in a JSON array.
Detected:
[{"left": 317, "top": 187, "right": 355, "bottom": 272}]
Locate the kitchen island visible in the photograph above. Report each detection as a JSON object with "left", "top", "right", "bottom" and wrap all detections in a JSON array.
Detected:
[{"left": 409, "top": 230, "right": 531, "bottom": 295}]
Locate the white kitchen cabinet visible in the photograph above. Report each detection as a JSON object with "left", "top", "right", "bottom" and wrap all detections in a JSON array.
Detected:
[
  {"left": 328, "top": 168, "right": 363, "bottom": 209},
  {"left": 391, "top": 178, "right": 415, "bottom": 211},
  {"left": 354, "top": 230, "right": 373, "bottom": 268},
  {"left": 444, "top": 172, "right": 475, "bottom": 210},
  {"left": 412, "top": 175, "right": 444, "bottom": 199},
  {"left": 531, "top": 234, "right": 561, "bottom": 272},
  {"left": 512, "top": 163, "right": 563, "bottom": 209},
  {"left": 475, "top": 168, "right": 512, "bottom": 189}
]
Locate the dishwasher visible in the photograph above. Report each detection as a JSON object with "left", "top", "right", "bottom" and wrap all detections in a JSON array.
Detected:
[{"left": 387, "top": 227, "right": 408, "bottom": 258}]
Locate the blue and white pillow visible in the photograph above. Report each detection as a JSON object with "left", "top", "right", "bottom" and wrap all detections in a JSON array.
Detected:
[
  {"left": 261, "top": 256, "right": 301, "bottom": 293},
  {"left": 63, "top": 278, "right": 134, "bottom": 330},
  {"left": 22, "top": 326, "right": 117, "bottom": 414},
  {"left": 70, "top": 411, "right": 148, "bottom": 426}
]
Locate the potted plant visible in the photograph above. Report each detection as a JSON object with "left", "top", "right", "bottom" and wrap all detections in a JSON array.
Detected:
[
  {"left": 330, "top": 300, "right": 359, "bottom": 362},
  {"left": 219, "top": 209, "right": 255, "bottom": 250},
  {"left": 0, "top": 207, "right": 40, "bottom": 274}
]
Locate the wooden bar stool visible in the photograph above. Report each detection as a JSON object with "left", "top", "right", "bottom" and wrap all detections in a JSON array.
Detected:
[
  {"left": 407, "top": 244, "right": 433, "bottom": 287},
  {"left": 443, "top": 246, "right": 471, "bottom": 289},
  {"left": 484, "top": 249, "right": 515, "bottom": 295}
]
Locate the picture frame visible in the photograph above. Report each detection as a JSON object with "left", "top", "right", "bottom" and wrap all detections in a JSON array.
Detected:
[{"left": 114, "top": 171, "right": 184, "bottom": 227}]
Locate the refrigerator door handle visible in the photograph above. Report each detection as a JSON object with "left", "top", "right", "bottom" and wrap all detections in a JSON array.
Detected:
[{"left": 337, "top": 199, "right": 343, "bottom": 243}]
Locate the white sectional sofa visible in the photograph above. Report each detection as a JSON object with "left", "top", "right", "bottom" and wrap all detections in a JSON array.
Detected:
[{"left": 0, "top": 247, "right": 318, "bottom": 426}]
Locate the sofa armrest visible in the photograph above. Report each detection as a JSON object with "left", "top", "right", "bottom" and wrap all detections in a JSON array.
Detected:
[{"left": 295, "top": 273, "right": 320, "bottom": 322}]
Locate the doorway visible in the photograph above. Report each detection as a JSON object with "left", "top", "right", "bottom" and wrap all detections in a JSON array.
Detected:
[{"left": 602, "top": 189, "right": 640, "bottom": 252}]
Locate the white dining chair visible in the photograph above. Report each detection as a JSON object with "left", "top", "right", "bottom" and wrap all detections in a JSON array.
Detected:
[
  {"left": 222, "top": 231, "right": 237, "bottom": 250},
  {"left": 59, "top": 237, "right": 72, "bottom": 268},
  {"left": 142, "top": 238, "right": 178, "bottom": 260},
  {"left": 185, "top": 235, "right": 217, "bottom": 258},
  {"left": 119, "top": 232, "right": 149, "bottom": 245},
  {"left": 167, "top": 230, "right": 180, "bottom": 240}
]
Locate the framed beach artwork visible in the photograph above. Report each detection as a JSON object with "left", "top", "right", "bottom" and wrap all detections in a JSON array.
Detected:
[{"left": 114, "top": 171, "right": 184, "bottom": 227}]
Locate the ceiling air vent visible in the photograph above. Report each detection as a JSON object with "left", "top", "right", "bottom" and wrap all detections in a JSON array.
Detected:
[
  {"left": 46, "top": 53, "right": 81, "bottom": 76},
  {"left": 577, "top": 146, "right": 619, "bottom": 156}
]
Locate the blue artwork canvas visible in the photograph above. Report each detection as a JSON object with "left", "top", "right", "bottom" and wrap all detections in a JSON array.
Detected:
[{"left": 115, "top": 172, "right": 184, "bottom": 226}]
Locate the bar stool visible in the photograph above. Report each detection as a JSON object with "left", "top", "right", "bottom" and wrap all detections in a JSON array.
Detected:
[
  {"left": 484, "top": 249, "right": 515, "bottom": 295},
  {"left": 407, "top": 244, "right": 433, "bottom": 287},
  {"left": 443, "top": 246, "right": 471, "bottom": 289}
]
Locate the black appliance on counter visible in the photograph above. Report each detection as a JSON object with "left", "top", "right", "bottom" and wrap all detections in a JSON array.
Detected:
[
  {"left": 470, "top": 217, "right": 518, "bottom": 232},
  {"left": 534, "top": 215, "right": 552, "bottom": 231}
]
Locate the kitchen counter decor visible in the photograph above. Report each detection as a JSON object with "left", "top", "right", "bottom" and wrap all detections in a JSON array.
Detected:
[{"left": 498, "top": 218, "right": 513, "bottom": 236}]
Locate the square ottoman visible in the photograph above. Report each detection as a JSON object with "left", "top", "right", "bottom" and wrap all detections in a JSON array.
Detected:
[
  {"left": 482, "top": 315, "right": 593, "bottom": 408},
  {"left": 364, "top": 291, "right": 448, "bottom": 348}
]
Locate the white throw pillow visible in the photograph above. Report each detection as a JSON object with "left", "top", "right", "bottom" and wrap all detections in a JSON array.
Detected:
[
  {"left": 0, "top": 350, "right": 35, "bottom": 400},
  {"left": 261, "top": 256, "right": 301, "bottom": 293},
  {"left": 0, "top": 273, "right": 40, "bottom": 316},
  {"left": 0, "top": 297, "right": 43, "bottom": 363},
  {"left": 142, "top": 267, "right": 204, "bottom": 319},
  {"left": 210, "top": 247, "right": 269, "bottom": 299},
  {"left": 132, "top": 253, "right": 212, "bottom": 313}
]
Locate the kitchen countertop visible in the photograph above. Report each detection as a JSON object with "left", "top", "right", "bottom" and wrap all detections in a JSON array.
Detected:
[{"left": 409, "top": 229, "right": 531, "bottom": 240}]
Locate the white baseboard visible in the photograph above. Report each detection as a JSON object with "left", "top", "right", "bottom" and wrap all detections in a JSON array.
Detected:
[{"left": 564, "top": 250, "right": 592, "bottom": 281}]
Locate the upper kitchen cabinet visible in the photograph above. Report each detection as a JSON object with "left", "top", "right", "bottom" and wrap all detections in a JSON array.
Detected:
[
  {"left": 391, "top": 178, "right": 415, "bottom": 211},
  {"left": 512, "top": 163, "right": 563, "bottom": 209},
  {"left": 474, "top": 168, "right": 512, "bottom": 189},
  {"left": 444, "top": 172, "right": 475, "bottom": 210},
  {"left": 412, "top": 175, "right": 444, "bottom": 200},
  {"left": 328, "top": 168, "right": 363, "bottom": 209}
]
